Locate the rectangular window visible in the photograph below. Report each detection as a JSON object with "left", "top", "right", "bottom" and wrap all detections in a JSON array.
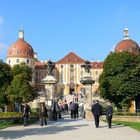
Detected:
[
  {"left": 80, "top": 70, "right": 83, "bottom": 79},
  {"left": 60, "top": 71, "right": 63, "bottom": 83},
  {"left": 16, "top": 59, "right": 20, "bottom": 63},
  {"left": 95, "top": 71, "right": 98, "bottom": 76},
  {"left": 70, "top": 69, "right": 74, "bottom": 83},
  {"left": 26, "top": 59, "right": 29, "bottom": 64},
  {"left": 95, "top": 78, "right": 99, "bottom": 83}
]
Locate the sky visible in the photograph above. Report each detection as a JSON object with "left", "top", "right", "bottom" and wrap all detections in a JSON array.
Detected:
[{"left": 1, "top": 0, "right": 140, "bottom": 62}]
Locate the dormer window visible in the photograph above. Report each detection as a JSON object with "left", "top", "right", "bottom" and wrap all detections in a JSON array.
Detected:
[
  {"left": 76, "top": 58, "right": 78, "bottom": 61},
  {"left": 17, "top": 50, "right": 20, "bottom": 54}
]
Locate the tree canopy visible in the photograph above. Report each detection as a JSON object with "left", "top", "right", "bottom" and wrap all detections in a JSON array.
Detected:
[
  {"left": 99, "top": 52, "right": 140, "bottom": 108},
  {"left": 7, "top": 63, "right": 37, "bottom": 103},
  {"left": 0, "top": 61, "right": 12, "bottom": 108}
]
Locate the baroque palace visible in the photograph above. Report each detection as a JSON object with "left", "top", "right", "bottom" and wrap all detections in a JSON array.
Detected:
[{"left": 6, "top": 27, "right": 140, "bottom": 111}]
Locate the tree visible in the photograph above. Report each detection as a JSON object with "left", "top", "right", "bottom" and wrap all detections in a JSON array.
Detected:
[
  {"left": 7, "top": 63, "right": 37, "bottom": 104},
  {"left": 99, "top": 52, "right": 140, "bottom": 109},
  {"left": 0, "top": 61, "right": 12, "bottom": 108}
]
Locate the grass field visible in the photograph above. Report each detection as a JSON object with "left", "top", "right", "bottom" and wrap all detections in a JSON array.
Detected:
[
  {"left": 0, "top": 119, "right": 38, "bottom": 130},
  {"left": 0, "top": 122, "right": 16, "bottom": 130},
  {"left": 112, "top": 121, "right": 140, "bottom": 131}
]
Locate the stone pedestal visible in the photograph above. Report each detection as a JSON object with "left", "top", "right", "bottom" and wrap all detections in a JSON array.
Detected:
[
  {"left": 42, "top": 75, "right": 57, "bottom": 121},
  {"left": 80, "top": 72, "right": 94, "bottom": 121},
  {"left": 42, "top": 75, "right": 57, "bottom": 104},
  {"left": 85, "top": 109, "right": 93, "bottom": 121}
]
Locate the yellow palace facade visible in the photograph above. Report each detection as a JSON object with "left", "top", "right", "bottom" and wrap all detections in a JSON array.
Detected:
[{"left": 34, "top": 52, "right": 103, "bottom": 99}]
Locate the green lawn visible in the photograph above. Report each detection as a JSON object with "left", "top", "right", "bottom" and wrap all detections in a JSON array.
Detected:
[
  {"left": 0, "top": 121, "right": 16, "bottom": 130},
  {"left": 0, "top": 119, "right": 38, "bottom": 130},
  {"left": 112, "top": 121, "right": 140, "bottom": 131}
]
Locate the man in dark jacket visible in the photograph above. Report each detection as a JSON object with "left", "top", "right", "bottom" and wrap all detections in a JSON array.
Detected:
[
  {"left": 106, "top": 102, "right": 113, "bottom": 128},
  {"left": 70, "top": 102, "right": 76, "bottom": 119},
  {"left": 22, "top": 103, "right": 30, "bottom": 126},
  {"left": 91, "top": 100, "right": 102, "bottom": 128}
]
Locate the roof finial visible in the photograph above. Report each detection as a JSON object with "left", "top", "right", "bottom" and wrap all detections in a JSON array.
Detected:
[
  {"left": 19, "top": 26, "right": 24, "bottom": 39},
  {"left": 123, "top": 25, "right": 129, "bottom": 40}
]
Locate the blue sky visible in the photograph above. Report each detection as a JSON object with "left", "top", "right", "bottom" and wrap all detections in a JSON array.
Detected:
[{"left": 0, "top": 0, "right": 140, "bottom": 62}]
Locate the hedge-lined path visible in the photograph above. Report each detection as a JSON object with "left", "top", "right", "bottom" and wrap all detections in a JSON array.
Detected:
[{"left": 0, "top": 115, "right": 140, "bottom": 140}]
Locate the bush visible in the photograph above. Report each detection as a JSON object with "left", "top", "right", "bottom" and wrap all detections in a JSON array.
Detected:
[
  {"left": 30, "top": 108, "right": 39, "bottom": 116},
  {"left": 0, "top": 112, "right": 22, "bottom": 118},
  {"left": 114, "top": 111, "right": 140, "bottom": 116}
]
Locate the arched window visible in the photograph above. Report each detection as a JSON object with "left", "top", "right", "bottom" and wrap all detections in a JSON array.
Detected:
[{"left": 70, "top": 64, "right": 74, "bottom": 69}]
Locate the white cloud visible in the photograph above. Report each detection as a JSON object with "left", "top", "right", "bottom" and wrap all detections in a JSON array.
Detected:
[{"left": 0, "top": 15, "right": 4, "bottom": 25}]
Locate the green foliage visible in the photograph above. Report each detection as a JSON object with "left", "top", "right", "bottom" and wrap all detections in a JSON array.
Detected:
[
  {"left": 0, "top": 61, "right": 12, "bottom": 107},
  {"left": 7, "top": 63, "right": 37, "bottom": 103},
  {"left": 99, "top": 52, "right": 140, "bottom": 108},
  {"left": 0, "top": 112, "right": 22, "bottom": 118},
  {"left": 11, "top": 63, "right": 32, "bottom": 81},
  {"left": 30, "top": 108, "right": 39, "bottom": 116}
]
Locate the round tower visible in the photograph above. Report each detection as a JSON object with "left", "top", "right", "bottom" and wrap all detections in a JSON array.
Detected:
[{"left": 6, "top": 28, "right": 35, "bottom": 67}]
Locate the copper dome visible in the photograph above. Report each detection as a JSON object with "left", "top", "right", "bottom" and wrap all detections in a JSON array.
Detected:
[
  {"left": 114, "top": 28, "right": 140, "bottom": 55},
  {"left": 115, "top": 39, "right": 140, "bottom": 55},
  {"left": 7, "top": 39, "right": 34, "bottom": 58},
  {"left": 7, "top": 29, "right": 34, "bottom": 58}
]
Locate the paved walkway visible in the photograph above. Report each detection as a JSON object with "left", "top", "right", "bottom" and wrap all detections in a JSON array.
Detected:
[{"left": 0, "top": 115, "right": 140, "bottom": 140}]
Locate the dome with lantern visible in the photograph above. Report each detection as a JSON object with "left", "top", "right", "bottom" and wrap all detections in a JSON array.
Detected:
[
  {"left": 7, "top": 29, "right": 34, "bottom": 58},
  {"left": 6, "top": 28, "right": 35, "bottom": 67},
  {"left": 114, "top": 27, "right": 140, "bottom": 55}
]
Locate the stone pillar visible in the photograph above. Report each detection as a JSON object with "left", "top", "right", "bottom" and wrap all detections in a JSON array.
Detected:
[{"left": 80, "top": 60, "right": 95, "bottom": 121}]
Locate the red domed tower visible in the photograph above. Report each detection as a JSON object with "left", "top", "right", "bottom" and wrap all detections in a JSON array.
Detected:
[
  {"left": 6, "top": 28, "right": 35, "bottom": 67},
  {"left": 115, "top": 28, "right": 140, "bottom": 55}
]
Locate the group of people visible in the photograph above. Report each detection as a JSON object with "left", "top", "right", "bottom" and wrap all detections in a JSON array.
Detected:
[
  {"left": 91, "top": 100, "right": 113, "bottom": 128},
  {"left": 22, "top": 100, "right": 69, "bottom": 127},
  {"left": 22, "top": 100, "right": 113, "bottom": 128},
  {"left": 22, "top": 102, "right": 48, "bottom": 126}
]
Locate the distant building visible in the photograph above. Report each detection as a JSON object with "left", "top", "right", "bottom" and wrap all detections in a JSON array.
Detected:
[
  {"left": 34, "top": 52, "right": 103, "bottom": 103},
  {"left": 5, "top": 27, "right": 140, "bottom": 111}
]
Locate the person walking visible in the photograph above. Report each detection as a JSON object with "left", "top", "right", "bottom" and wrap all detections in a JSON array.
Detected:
[
  {"left": 91, "top": 100, "right": 102, "bottom": 128},
  {"left": 74, "top": 102, "right": 79, "bottom": 118},
  {"left": 64, "top": 100, "right": 68, "bottom": 113},
  {"left": 69, "top": 101, "right": 76, "bottom": 119},
  {"left": 106, "top": 102, "right": 113, "bottom": 128},
  {"left": 39, "top": 103, "right": 48, "bottom": 126},
  {"left": 56, "top": 102, "right": 62, "bottom": 119},
  {"left": 22, "top": 103, "right": 30, "bottom": 126}
]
